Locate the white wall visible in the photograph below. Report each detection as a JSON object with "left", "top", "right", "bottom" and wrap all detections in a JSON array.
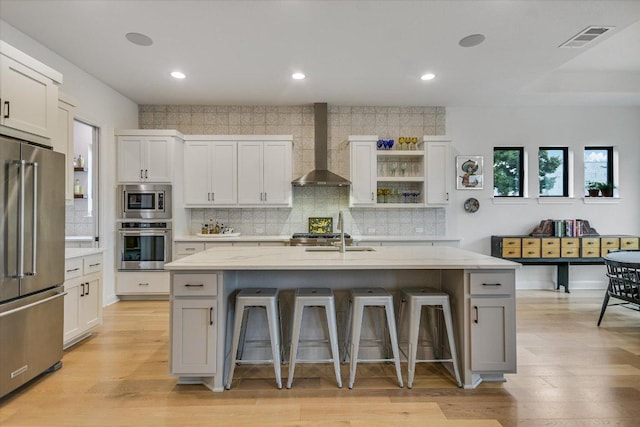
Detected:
[
  {"left": 448, "top": 106, "right": 640, "bottom": 289},
  {"left": 1, "top": 20, "right": 139, "bottom": 305}
]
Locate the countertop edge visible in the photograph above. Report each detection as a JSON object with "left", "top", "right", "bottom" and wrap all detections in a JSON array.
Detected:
[{"left": 65, "top": 248, "right": 104, "bottom": 259}]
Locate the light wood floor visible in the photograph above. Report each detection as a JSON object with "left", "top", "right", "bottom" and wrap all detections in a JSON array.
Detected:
[{"left": 1, "top": 290, "right": 639, "bottom": 426}]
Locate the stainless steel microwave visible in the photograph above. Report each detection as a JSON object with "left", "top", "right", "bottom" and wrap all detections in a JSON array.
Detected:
[{"left": 118, "top": 184, "right": 171, "bottom": 219}]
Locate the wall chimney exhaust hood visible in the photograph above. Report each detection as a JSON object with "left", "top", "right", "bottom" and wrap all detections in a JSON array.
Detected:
[{"left": 291, "top": 103, "right": 351, "bottom": 187}]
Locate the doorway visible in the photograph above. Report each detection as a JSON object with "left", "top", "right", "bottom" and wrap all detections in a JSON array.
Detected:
[{"left": 72, "top": 120, "right": 100, "bottom": 247}]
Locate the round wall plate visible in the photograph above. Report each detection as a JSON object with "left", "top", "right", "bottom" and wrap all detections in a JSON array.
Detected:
[{"left": 464, "top": 197, "right": 480, "bottom": 213}]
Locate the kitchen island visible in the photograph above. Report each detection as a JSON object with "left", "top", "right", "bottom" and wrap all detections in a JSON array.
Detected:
[{"left": 164, "top": 245, "right": 521, "bottom": 391}]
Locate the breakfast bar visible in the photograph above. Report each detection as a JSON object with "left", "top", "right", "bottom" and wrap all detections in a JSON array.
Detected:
[{"left": 164, "top": 245, "right": 521, "bottom": 391}]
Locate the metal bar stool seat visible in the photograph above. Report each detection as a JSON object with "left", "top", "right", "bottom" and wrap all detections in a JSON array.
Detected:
[
  {"left": 344, "top": 287, "right": 403, "bottom": 389},
  {"left": 398, "top": 288, "right": 462, "bottom": 388},
  {"left": 226, "top": 288, "right": 282, "bottom": 389},
  {"left": 287, "top": 288, "right": 342, "bottom": 388}
]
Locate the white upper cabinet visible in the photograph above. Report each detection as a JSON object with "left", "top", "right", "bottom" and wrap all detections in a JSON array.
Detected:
[
  {"left": 184, "top": 139, "right": 237, "bottom": 206},
  {"left": 55, "top": 94, "right": 76, "bottom": 203},
  {"left": 0, "top": 41, "right": 62, "bottom": 145},
  {"left": 116, "top": 130, "right": 183, "bottom": 183},
  {"left": 349, "top": 136, "right": 377, "bottom": 206},
  {"left": 425, "top": 137, "right": 451, "bottom": 205},
  {"left": 238, "top": 140, "right": 292, "bottom": 206}
]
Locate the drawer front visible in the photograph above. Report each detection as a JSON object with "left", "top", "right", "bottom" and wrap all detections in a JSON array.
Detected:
[
  {"left": 502, "top": 247, "right": 521, "bottom": 258},
  {"left": 469, "top": 272, "right": 515, "bottom": 295},
  {"left": 600, "top": 238, "right": 619, "bottom": 249},
  {"left": 561, "top": 247, "right": 579, "bottom": 258},
  {"left": 502, "top": 238, "right": 520, "bottom": 248},
  {"left": 621, "top": 237, "right": 639, "bottom": 250},
  {"left": 542, "top": 247, "right": 560, "bottom": 258},
  {"left": 582, "top": 247, "right": 600, "bottom": 258},
  {"left": 561, "top": 238, "right": 579, "bottom": 249},
  {"left": 541, "top": 238, "right": 560, "bottom": 248},
  {"left": 83, "top": 253, "right": 103, "bottom": 275},
  {"left": 65, "top": 258, "right": 83, "bottom": 280},
  {"left": 522, "top": 247, "right": 541, "bottom": 258},
  {"left": 175, "top": 242, "right": 205, "bottom": 256},
  {"left": 522, "top": 238, "right": 540, "bottom": 248},
  {"left": 116, "top": 272, "right": 169, "bottom": 294},
  {"left": 173, "top": 273, "right": 218, "bottom": 297}
]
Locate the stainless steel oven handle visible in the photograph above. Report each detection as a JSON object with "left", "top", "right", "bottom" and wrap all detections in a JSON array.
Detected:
[
  {"left": 0, "top": 292, "right": 67, "bottom": 318},
  {"left": 25, "top": 161, "right": 38, "bottom": 276}
]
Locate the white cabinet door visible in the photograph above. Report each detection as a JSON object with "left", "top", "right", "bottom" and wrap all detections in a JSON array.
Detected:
[
  {"left": 262, "top": 141, "right": 291, "bottom": 205},
  {"left": 63, "top": 278, "right": 82, "bottom": 344},
  {"left": 0, "top": 53, "right": 58, "bottom": 141},
  {"left": 55, "top": 97, "right": 75, "bottom": 202},
  {"left": 350, "top": 140, "right": 376, "bottom": 206},
  {"left": 237, "top": 141, "right": 263, "bottom": 205},
  {"left": 171, "top": 299, "right": 217, "bottom": 374},
  {"left": 81, "top": 276, "right": 101, "bottom": 330},
  {"left": 426, "top": 139, "right": 450, "bottom": 205},
  {"left": 470, "top": 297, "right": 516, "bottom": 372},
  {"left": 210, "top": 141, "right": 237, "bottom": 205},
  {"left": 184, "top": 140, "right": 213, "bottom": 205},
  {"left": 117, "top": 137, "right": 145, "bottom": 182},
  {"left": 145, "top": 137, "right": 173, "bottom": 182}
]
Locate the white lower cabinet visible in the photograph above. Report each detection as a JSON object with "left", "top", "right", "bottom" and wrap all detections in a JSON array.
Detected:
[
  {"left": 468, "top": 271, "right": 517, "bottom": 374},
  {"left": 116, "top": 271, "right": 170, "bottom": 296},
  {"left": 63, "top": 253, "right": 103, "bottom": 348},
  {"left": 170, "top": 273, "right": 219, "bottom": 382}
]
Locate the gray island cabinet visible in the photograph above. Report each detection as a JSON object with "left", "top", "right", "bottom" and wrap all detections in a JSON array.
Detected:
[{"left": 164, "top": 245, "right": 520, "bottom": 391}]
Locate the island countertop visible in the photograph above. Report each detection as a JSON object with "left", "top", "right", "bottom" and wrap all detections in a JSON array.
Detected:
[{"left": 164, "top": 245, "right": 521, "bottom": 271}]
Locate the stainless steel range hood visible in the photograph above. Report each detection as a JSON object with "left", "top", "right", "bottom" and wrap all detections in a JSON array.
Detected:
[{"left": 291, "top": 103, "right": 351, "bottom": 186}]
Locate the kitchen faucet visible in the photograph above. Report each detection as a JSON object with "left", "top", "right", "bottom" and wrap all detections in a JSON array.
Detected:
[{"left": 337, "top": 210, "right": 346, "bottom": 253}]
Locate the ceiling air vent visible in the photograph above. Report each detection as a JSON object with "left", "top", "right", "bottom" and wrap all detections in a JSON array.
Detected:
[{"left": 559, "top": 26, "right": 615, "bottom": 48}]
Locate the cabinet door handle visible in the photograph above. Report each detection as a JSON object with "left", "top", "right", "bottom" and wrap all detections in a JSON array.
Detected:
[
  {"left": 66, "top": 267, "right": 80, "bottom": 273},
  {"left": 89, "top": 263, "right": 101, "bottom": 267},
  {"left": 145, "top": 169, "right": 148, "bottom": 179},
  {"left": 85, "top": 282, "right": 90, "bottom": 295},
  {"left": 371, "top": 192, "right": 374, "bottom": 201},
  {"left": 207, "top": 192, "right": 211, "bottom": 201},
  {"left": 140, "top": 169, "right": 144, "bottom": 179},
  {"left": 80, "top": 283, "right": 85, "bottom": 297},
  {"left": 212, "top": 192, "right": 215, "bottom": 202},
  {"left": 482, "top": 283, "right": 502, "bottom": 287},
  {"left": 473, "top": 306, "right": 479, "bottom": 323},
  {"left": 264, "top": 192, "right": 267, "bottom": 201},
  {"left": 209, "top": 307, "right": 214, "bottom": 325},
  {"left": 185, "top": 247, "right": 196, "bottom": 252},
  {"left": 446, "top": 192, "right": 449, "bottom": 201},
  {"left": 139, "top": 282, "right": 149, "bottom": 286},
  {"left": 3, "top": 100, "right": 9, "bottom": 119},
  {"left": 184, "top": 283, "right": 204, "bottom": 287}
]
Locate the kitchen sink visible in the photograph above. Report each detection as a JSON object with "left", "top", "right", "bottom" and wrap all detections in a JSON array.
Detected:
[{"left": 304, "top": 246, "right": 376, "bottom": 252}]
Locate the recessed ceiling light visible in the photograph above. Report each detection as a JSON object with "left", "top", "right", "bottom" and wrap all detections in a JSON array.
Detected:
[
  {"left": 421, "top": 73, "right": 436, "bottom": 81},
  {"left": 171, "top": 71, "right": 186, "bottom": 79},
  {"left": 125, "top": 32, "right": 153, "bottom": 46},
  {"left": 292, "top": 72, "right": 306, "bottom": 80},
  {"left": 459, "top": 34, "right": 485, "bottom": 48}
]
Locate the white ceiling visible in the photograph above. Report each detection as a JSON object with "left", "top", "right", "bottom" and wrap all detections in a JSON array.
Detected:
[{"left": 1, "top": 0, "right": 639, "bottom": 107}]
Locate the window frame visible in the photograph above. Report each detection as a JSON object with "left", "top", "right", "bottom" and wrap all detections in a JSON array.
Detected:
[
  {"left": 538, "top": 146, "right": 569, "bottom": 197},
  {"left": 584, "top": 146, "right": 614, "bottom": 195},
  {"left": 493, "top": 147, "right": 525, "bottom": 198}
]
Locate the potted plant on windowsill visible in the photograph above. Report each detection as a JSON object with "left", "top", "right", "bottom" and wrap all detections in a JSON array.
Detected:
[
  {"left": 586, "top": 181, "right": 601, "bottom": 197},
  {"left": 598, "top": 182, "right": 616, "bottom": 197}
]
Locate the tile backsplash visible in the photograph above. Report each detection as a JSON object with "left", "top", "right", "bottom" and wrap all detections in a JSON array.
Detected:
[
  {"left": 65, "top": 199, "right": 94, "bottom": 236},
  {"left": 140, "top": 104, "right": 447, "bottom": 237},
  {"left": 188, "top": 187, "right": 445, "bottom": 237}
]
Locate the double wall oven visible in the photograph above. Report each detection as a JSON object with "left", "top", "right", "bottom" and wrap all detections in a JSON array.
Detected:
[{"left": 117, "top": 184, "right": 172, "bottom": 271}]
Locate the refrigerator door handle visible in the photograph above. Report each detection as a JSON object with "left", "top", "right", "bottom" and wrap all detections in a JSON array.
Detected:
[
  {"left": 25, "top": 161, "right": 38, "bottom": 276},
  {"left": 13, "top": 159, "right": 26, "bottom": 279}
]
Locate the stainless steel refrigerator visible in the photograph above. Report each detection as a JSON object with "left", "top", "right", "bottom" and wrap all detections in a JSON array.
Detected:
[{"left": 0, "top": 134, "right": 65, "bottom": 398}]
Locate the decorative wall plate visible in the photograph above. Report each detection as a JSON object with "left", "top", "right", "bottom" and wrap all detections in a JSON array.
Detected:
[{"left": 464, "top": 197, "right": 480, "bottom": 213}]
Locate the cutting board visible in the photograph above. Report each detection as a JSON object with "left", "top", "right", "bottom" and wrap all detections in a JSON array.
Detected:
[{"left": 308, "top": 217, "right": 333, "bottom": 234}]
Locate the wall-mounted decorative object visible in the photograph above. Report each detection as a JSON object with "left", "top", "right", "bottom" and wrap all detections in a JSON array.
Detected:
[
  {"left": 456, "top": 156, "right": 483, "bottom": 190},
  {"left": 463, "top": 197, "right": 480, "bottom": 213}
]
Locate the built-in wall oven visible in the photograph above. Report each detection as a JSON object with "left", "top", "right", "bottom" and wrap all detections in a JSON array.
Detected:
[
  {"left": 118, "top": 184, "right": 171, "bottom": 219},
  {"left": 117, "top": 221, "right": 172, "bottom": 271}
]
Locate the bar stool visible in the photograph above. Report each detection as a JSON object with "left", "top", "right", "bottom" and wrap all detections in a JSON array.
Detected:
[
  {"left": 287, "top": 288, "right": 342, "bottom": 388},
  {"left": 344, "top": 288, "right": 403, "bottom": 389},
  {"left": 397, "top": 288, "right": 462, "bottom": 388},
  {"left": 226, "top": 288, "right": 282, "bottom": 390}
]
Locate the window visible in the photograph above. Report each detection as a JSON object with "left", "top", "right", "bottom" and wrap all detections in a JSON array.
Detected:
[
  {"left": 493, "top": 147, "right": 524, "bottom": 197},
  {"left": 584, "top": 147, "right": 613, "bottom": 195},
  {"left": 538, "top": 147, "right": 568, "bottom": 197}
]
